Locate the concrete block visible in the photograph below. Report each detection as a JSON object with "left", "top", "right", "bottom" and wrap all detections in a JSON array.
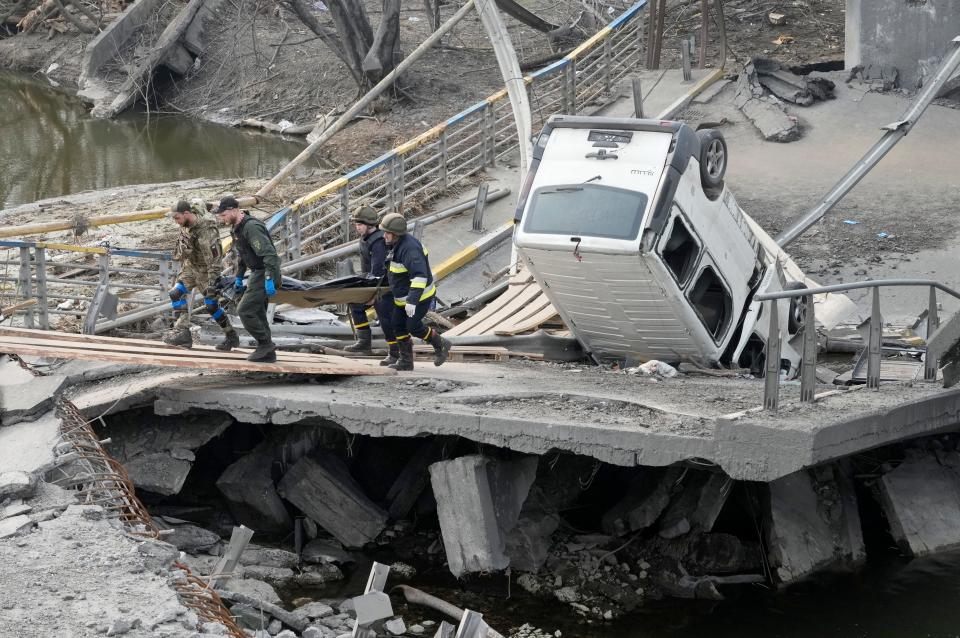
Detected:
[
  {"left": 429, "top": 456, "right": 509, "bottom": 578},
  {"left": 182, "top": 0, "right": 225, "bottom": 55},
  {"left": 385, "top": 618, "right": 406, "bottom": 635},
  {"left": 302, "top": 538, "right": 354, "bottom": 565},
  {"left": 277, "top": 454, "right": 388, "bottom": 548},
  {"left": 879, "top": 451, "right": 960, "bottom": 556},
  {"left": 240, "top": 546, "right": 300, "bottom": 568},
  {"left": 352, "top": 591, "right": 393, "bottom": 625},
  {"left": 602, "top": 467, "right": 683, "bottom": 536},
  {"left": 291, "top": 602, "right": 335, "bottom": 622},
  {"left": 0, "top": 514, "right": 33, "bottom": 539},
  {"left": 217, "top": 449, "right": 292, "bottom": 535},
  {"left": 222, "top": 578, "right": 281, "bottom": 606},
  {"left": 0, "top": 374, "right": 67, "bottom": 425},
  {"left": 163, "top": 42, "right": 194, "bottom": 76},
  {"left": 658, "top": 471, "right": 733, "bottom": 539},
  {"left": 165, "top": 523, "right": 221, "bottom": 552},
  {"left": 125, "top": 453, "right": 193, "bottom": 496},
  {"left": 766, "top": 464, "right": 864, "bottom": 585}
]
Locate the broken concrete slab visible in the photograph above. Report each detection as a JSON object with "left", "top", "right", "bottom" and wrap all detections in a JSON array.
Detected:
[
  {"left": 222, "top": 578, "right": 282, "bottom": 606},
  {"left": 0, "top": 374, "right": 67, "bottom": 426},
  {"left": 124, "top": 453, "right": 194, "bottom": 496},
  {"left": 766, "top": 465, "right": 864, "bottom": 585},
  {"left": 878, "top": 451, "right": 960, "bottom": 556},
  {"left": 602, "top": 467, "right": 683, "bottom": 537},
  {"left": 277, "top": 454, "right": 388, "bottom": 548},
  {"left": 217, "top": 447, "right": 292, "bottom": 534},
  {"left": 240, "top": 546, "right": 300, "bottom": 569},
  {"left": 658, "top": 471, "right": 733, "bottom": 539},
  {"left": 352, "top": 591, "right": 393, "bottom": 625},
  {"left": 0, "top": 472, "right": 35, "bottom": 501},
  {"left": 164, "top": 523, "right": 221, "bottom": 553},
  {"left": 0, "top": 514, "right": 33, "bottom": 539},
  {"left": 429, "top": 455, "right": 510, "bottom": 578},
  {"left": 734, "top": 63, "right": 801, "bottom": 143},
  {"left": 0, "top": 411, "right": 60, "bottom": 484}
]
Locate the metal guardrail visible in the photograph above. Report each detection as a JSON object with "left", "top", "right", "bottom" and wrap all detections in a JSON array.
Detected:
[
  {"left": 265, "top": 0, "right": 649, "bottom": 265},
  {"left": 0, "top": 240, "right": 173, "bottom": 334},
  {"left": 756, "top": 277, "right": 960, "bottom": 410}
]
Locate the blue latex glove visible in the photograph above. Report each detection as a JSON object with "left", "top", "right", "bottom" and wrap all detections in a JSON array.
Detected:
[
  {"left": 404, "top": 302, "right": 416, "bottom": 318},
  {"left": 265, "top": 277, "right": 276, "bottom": 296},
  {"left": 233, "top": 276, "right": 245, "bottom": 293}
]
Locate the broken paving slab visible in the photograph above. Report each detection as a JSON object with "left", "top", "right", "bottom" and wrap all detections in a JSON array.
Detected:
[
  {"left": 277, "top": 454, "right": 388, "bottom": 548},
  {"left": 878, "top": 451, "right": 960, "bottom": 556},
  {"left": 0, "top": 411, "right": 61, "bottom": 487},
  {"left": 658, "top": 471, "right": 733, "bottom": 539},
  {"left": 0, "top": 373, "right": 67, "bottom": 426},
  {"left": 602, "top": 467, "right": 683, "bottom": 536}
]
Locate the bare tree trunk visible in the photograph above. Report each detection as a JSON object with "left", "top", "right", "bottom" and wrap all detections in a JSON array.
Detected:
[
  {"left": 276, "top": 0, "right": 364, "bottom": 86},
  {"left": 362, "top": 0, "right": 401, "bottom": 78}
]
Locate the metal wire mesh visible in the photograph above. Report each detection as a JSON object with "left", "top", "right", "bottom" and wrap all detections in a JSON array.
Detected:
[{"left": 52, "top": 398, "right": 245, "bottom": 638}]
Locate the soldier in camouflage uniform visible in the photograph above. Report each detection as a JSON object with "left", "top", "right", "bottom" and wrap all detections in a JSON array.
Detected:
[
  {"left": 214, "top": 196, "right": 281, "bottom": 363},
  {"left": 164, "top": 199, "right": 239, "bottom": 351}
]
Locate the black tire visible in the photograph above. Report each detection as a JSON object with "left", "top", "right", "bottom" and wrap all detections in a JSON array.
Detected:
[
  {"left": 697, "top": 129, "right": 727, "bottom": 191},
  {"left": 785, "top": 281, "right": 808, "bottom": 334}
]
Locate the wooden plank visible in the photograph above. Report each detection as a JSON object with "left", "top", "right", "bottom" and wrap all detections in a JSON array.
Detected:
[
  {"left": 0, "top": 327, "right": 323, "bottom": 362},
  {"left": 494, "top": 299, "right": 560, "bottom": 336},
  {"left": 0, "top": 340, "right": 391, "bottom": 376},
  {"left": 464, "top": 283, "right": 544, "bottom": 336},
  {"left": 492, "top": 294, "right": 555, "bottom": 335},
  {"left": 0, "top": 334, "right": 373, "bottom": 369},
  {"left": 444, "top": 282, "right": 531, "bottom": 337}
]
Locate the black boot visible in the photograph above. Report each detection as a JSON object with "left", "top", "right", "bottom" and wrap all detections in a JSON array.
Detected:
[
  {"left": 247, "top": 341, "right": 277, "bottom": 363},
  {"left": 162, "top": 328, "right": 193, "bottom": 348},
  {"left": 344, "top": 329, "right": 373, "bottom": 354},
  {"left": 216, "top": 329, "right": 240, "bottom": 352},
  {"left": 388, "top": 339, "right": 414, "bottom": 371},
  {"left": 380, "top": 343, "right": 399, "bottom": 367},
  {"left": 426, "top": 329, "right": 452, "bottom": 367}
]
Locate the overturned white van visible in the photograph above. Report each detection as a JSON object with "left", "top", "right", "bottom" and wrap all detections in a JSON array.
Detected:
[{"left": 513, "top": 115, "right": 852, "bottom": 373}]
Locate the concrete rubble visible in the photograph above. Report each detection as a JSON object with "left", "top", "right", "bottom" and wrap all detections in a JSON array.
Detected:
[
  {"left": 102, "top": 411, "right": 232, "bottom": 496},
  {"left": 278, "top": 454, "right": 389, "bottom": 548},
  {"left": 878, "top": 449, "right": 960, "bottom": 556},
  {"left": 766, "top": 464, "right": 864, "bottom": 585}
]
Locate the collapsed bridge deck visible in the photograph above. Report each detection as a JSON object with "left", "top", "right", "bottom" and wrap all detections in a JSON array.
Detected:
[{"left": 127, "top": 360, "right": 960, "bottom": 482}]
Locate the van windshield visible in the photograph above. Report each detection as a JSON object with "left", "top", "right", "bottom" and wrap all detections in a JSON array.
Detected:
[{"left": 524, "top": 184, "right": 648, "bottom": 240}]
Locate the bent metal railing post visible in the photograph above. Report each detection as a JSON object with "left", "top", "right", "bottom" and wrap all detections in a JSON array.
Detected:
[{"left": 755, "top": 279, "right": 960, "bottom": 410}]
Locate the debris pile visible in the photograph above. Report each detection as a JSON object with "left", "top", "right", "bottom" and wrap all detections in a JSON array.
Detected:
[{"left": 735, "top": 58, "right": 835, "bottom": 142}]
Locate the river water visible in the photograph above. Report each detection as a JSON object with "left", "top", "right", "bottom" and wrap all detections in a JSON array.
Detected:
[{"left": 0, "top": 71, "right": 305, "bottom": 208}]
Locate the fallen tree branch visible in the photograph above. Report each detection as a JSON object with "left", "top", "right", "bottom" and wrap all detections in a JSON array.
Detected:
[{"left": 51, "top": 0, "right": 93, "bottom": 33}]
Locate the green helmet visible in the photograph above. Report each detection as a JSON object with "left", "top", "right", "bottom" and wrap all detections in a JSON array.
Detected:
[
  {"left": 350, "top": 206, "right": 379, "bottom": 225},
  {"left": 379, "top": 212, "right": 407, "bottom": 235}
]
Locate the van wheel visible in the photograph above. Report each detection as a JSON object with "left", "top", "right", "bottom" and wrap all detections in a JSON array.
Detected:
[
  {"left": 698, "top": 129, "right": 727, "bottom": 192},
  {"left": 785, "top": 281, "right": 808, "bottom": 334}
]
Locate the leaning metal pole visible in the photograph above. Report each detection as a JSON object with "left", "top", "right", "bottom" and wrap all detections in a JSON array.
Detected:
[{"left": 775, "top": 36, "right": 960, "bottom": 247}]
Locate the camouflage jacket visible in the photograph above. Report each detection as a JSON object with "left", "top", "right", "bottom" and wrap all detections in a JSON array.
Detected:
[{"left": 173, "top": 216, "right": 223, "bottom": 286}]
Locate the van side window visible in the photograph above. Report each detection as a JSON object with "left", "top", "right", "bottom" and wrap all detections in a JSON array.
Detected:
[
  {"left": 660, "top": 214, "right": 699, "bottom": 286},
  {"left": 688, "top": 266, "right": 732, "bottom": 339}
]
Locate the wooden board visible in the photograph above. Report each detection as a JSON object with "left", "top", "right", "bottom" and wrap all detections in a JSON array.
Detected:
[
  {"left": 445, "top": 269, "right": 564, "bottom": 338},
  {"left": 0, "top": 326, "right": 321, "bottom": 361},
  {"left": 0, "top": 329, "right": 393, "bottom": 376}
]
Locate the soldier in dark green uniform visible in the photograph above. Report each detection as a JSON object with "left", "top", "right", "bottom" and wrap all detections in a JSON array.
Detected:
[
  {"left": 164, "top": 199, "right": 239, "bottom": 351},
  {"left": 214, "top": 196, "right": 281, "bottom": 363}
]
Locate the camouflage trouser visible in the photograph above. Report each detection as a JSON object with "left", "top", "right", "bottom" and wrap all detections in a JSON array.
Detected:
[{"left": 171, "top": 268, "right": 232, "bottom": 334}]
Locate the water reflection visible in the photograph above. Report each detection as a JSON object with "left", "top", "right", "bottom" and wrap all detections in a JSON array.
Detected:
[{"left": 0, "top": 71, "right": 305, "bottom": 208}]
